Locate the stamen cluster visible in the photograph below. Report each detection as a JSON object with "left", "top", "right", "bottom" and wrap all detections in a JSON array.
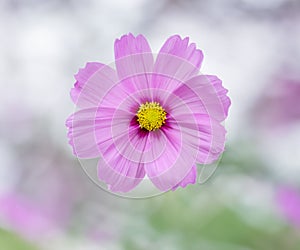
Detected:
[{"left": 137, "top": 102, "right": 167, "bottom": 131}]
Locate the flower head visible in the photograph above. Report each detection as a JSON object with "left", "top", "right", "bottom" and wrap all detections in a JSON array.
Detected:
[{"left": 66, "top": 34, "right": 231, "bottom": 193}]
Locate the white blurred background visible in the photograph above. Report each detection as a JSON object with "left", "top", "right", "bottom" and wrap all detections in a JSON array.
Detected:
[{"left": 0, "top": 0, "right": 300, "bottom": 249}]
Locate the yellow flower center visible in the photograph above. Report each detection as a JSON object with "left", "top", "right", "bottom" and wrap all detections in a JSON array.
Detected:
[{"left": 136, "top": 102, "right": 167, "bottom": 131}]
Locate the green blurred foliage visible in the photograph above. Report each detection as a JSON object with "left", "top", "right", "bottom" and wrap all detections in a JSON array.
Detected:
[
  {"left": 122, "top": 191, "right": 300, "bottom": 250},
  {"left": 0, "top": 228, "right": 38, "bottom": 250}
]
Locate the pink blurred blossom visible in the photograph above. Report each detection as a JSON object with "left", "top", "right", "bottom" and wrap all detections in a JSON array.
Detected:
[
  {"left": 0, "top": 193, "right": 62, "bottom": 240},
  {"left": 276, "top": 186, "right": 300, "bottom": 227},
  {"left": 254, "top": 77, "right": 300, "bottom": 128}
]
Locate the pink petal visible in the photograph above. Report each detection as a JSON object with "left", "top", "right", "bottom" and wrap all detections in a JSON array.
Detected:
[
  {"left": 166, "top": 78, "right": 228, "bottom": 164},
  {"left": 144, "top": 106, "right": 200, "bottom": 191},
  {"left": 206, "top": 75, "right": 231, "bottom": 117},
  {"left": 66, "top": 108, "right": 101, "bottom": 158},
  {"left": 98, "top": 75, "right": 148, "bottom": 111},
  {"left": 172, "top": 75, "right": 230, "bottom": 122},
  {"left": 91, "top": 102, "right": 164, "bottom": 193},
  {"left": 97, "top": 156, "right": 145, "bottom": 193},
  {"left": 114, "top": 33, "right": 152, "bottom": 60},
  {"left": 152, "top": 35, "right": 203, "bottom": 93},
  {"left": 66, "top": 107, "right": 132, "bottom": 159},
  {"left": 71, "top": 62, "right": 103, "bottom": 104},
  {"left": 75, "top": 62, "right": 104, "bottom": 84},
  {"left": 168, "top": 113, "right": 225, "bottom": 164},
  {"left": 172, "top": 165, "right": 197, "bottom": 190},
  {"left": 159, "top": 35, "right": 203, "bottom": 70},
  {"left": 194, "top": 114, "right": 226, "bottom": 164},
  {"left": 71, "top": 63, "right": 118, "bottom": 109},
  {"left": 95, "top": 110, "right": 164, "bottom": 192},
  {"left": 114, "top": 33, "right": 154, "bottom": 97},
  {"left": 95, "top": 108, "right": 147, "bottom": 192}
]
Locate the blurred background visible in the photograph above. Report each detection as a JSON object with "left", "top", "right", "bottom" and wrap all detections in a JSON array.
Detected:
[{"left": 1, "top": 0, "right": 300, "bottom": 249}]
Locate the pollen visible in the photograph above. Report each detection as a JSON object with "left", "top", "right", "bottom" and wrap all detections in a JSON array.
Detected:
[{"left": 136, "top": 101, "right": 167, "bottom": 131}]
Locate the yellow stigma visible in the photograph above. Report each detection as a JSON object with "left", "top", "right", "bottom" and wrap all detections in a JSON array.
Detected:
[{"left": 136, "top": 102, "right": 167, "bottom": 131}]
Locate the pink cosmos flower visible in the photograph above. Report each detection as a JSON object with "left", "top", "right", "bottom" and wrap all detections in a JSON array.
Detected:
[{"left": 66, "top": 34, "right": 230, "bottom": 193}]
